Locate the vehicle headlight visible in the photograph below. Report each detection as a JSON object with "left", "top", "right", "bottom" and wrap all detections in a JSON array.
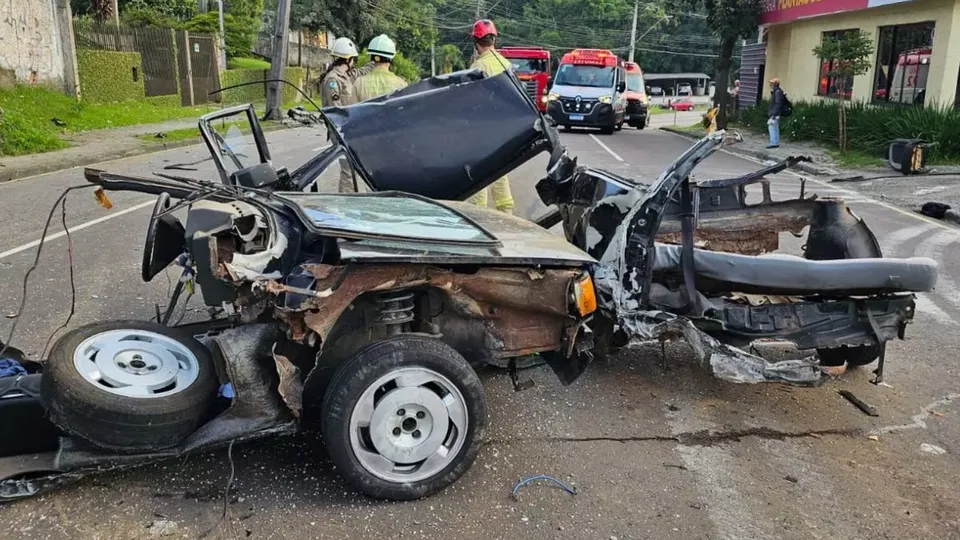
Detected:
[
  {"left": 548, "top": 92, "right": 560, "bottom": 101},
  {"left": 598, "top": 95, "right": 612, "bottom": 104},
  {"left": 541, "top": 95, "right": 549, "bottom": 103}
]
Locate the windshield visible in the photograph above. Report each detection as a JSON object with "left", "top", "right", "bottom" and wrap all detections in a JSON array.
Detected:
[
  {"left": 508, "top": 58, "right": 548, "bottom": 74},
  {"left": 555, "top": 64, "right": 614, "bottom": 88},
  {"left": 627, "top": 73, "right": 645, "bottom": 92},
  {"left": 280, "top": 193, "right": 499, "bottom": 245}
]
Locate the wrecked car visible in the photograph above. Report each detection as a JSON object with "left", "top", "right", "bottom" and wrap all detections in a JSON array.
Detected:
[
  {"left": 0, "top": 68, "right": 939, "bottom": 503},
  {"left": 1, "top": 70, "right": 596, "bottom": 502}
]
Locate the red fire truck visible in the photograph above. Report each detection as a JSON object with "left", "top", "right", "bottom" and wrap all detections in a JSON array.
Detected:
[{"left": 500, "top": 47, "right": 551, "bottom": 111}]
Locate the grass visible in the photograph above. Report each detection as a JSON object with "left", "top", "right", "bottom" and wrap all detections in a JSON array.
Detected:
[
  {"left": 650, "top": 105, "right": 710, "bottom": 115},
  {"left": 827, "top": 149, "right": 885, "bottom": 169},
  {"left": 227, "top": 57, "right": 271, "bottom": 70},
  {"left": 0, "top": 85, "right": 214, "bottom": 156}
]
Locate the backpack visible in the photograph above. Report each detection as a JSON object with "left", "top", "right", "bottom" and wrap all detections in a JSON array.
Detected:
[{"left": 781, "top": 93, "right": 793, "bottom": 118}]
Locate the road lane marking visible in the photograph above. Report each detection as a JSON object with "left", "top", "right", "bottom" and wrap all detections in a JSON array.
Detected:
[
  {"left": 588, "top": 134, "right": 624, "bottom": 162},
  {"left": 0, "top": 201, "right": 154, "bottom": 261},
  {"left": 880, "top": 224, "right": 936, "bottom": 255},
  {"left": 916, "top": 229, "right": 960, "bottom": 313}
]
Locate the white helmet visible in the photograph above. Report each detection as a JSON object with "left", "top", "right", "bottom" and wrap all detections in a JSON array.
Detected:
[
  {"left": 331, "top": 37, "right": 359, "bottom": 59},
  {"left": 368, "top": 34, "right": 397, "bottom": 60}
]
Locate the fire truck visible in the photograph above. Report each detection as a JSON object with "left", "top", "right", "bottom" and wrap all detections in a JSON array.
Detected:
[
  {"left": 500, "top": 47, "right": 551, "bottom": 112},
  {"left": 545, "top": 48, "right": 627, "bottom": 134}
]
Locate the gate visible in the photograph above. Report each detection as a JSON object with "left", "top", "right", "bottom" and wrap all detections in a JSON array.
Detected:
[
  {"left": 73, "top": 21, "right": 180, "bottom": 99},
  {"left": 177, "top": 31, "right": 222, "bottom": 106},
  {"left": 739, "top": 42, "right": 767, "bottom": 109}
]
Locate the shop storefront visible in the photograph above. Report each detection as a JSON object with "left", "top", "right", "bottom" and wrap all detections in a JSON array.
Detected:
[{"left": 758, "top": 0, "right": 959, "bottom": 106}]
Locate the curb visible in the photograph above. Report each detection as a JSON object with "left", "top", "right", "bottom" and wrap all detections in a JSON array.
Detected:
[
  {"left": 0, "top": 121, "right": 297, "bottom": 184},
  {"left": 658, "top": 126, "right": 837, "bottom": 176},
  {"left": 0, "top": 137, "right": 206, "bottom": 184}
]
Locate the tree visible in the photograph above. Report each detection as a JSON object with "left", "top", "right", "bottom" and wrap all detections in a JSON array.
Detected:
[
  {"left": 683, "top": 0, "right": 762, "bottom": 129},
  {"left": 812, "top": 30, "right": 873, "bottom": 153},
  {"left": 438, "top": 44, "right": 464, "bottom": 73}
]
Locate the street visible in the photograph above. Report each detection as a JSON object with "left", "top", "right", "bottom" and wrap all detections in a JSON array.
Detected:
[{"left": 2, "top": 124, "right": 960, "bottom": 540}]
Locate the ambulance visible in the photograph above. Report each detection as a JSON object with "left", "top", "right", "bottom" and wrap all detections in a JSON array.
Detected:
[{"left": 546, "top": 48, "right": 627, "bottom": 134}]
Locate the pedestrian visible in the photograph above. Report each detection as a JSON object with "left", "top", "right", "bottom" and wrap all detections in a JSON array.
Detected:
[
  {"left": 466, "top": 19, "right": 515, "bottom": 215},
  {"left": 355, "top": 35, "right": 408, "bottom": 102},
  {"left": 319, "top": 37, "right": 376, "bottom": 193},
  {"left": 731, "top": 79, "right": 740, "bottom": 115},
  {"left": 767, "top": 77, "right": 785, "bottom": 149}
]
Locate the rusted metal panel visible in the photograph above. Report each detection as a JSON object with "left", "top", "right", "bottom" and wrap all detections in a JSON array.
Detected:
[{"left": 276, "top": 265, "right": 580, "bottom": 358}]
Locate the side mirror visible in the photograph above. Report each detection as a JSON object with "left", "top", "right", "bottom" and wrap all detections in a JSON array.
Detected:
[{"left": 617, "top": 81, "right": 626, "bottom": 93}]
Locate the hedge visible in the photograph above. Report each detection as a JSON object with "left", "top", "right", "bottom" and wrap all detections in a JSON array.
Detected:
[
  {"left": 219, "top": 67, "right": 306, "bottom": 104},
  {"left": 739, "top": 100, "right": 960, "bottom": 163},
  {"left": 77, "top": 50, "right": 146, "bottom": 104}
]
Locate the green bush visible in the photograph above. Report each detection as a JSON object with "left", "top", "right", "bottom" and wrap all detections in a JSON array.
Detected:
[
  {"left": 219, "top": 66, "right": 305, "bottom": 104},
  {"left": 77, "top": 50, "right": 146, "bottom": 104},
  {"left": 220, "top": 68, "right": 266, "bottom": 104},
  {"left": 355, "top": 49, "right": 422, "bottom": 83},
  {"left": 739, "top": 100, "right": 960, "bottom": 163}
]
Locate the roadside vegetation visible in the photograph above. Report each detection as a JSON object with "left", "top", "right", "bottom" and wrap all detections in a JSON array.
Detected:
[
  {"left": 0, "top": 85, "right": 209, "bottom": 157},
  {"left": 739, "top": 100, "right": 960, "bottom": 165}
]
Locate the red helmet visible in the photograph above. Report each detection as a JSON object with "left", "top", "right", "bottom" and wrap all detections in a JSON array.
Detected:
[{"left": 472, "top": 19, "right": 498, "bottom": 39}]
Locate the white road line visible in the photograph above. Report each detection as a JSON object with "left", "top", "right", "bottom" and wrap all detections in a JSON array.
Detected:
[
  {"left": 588, "top": 134, "right": 624, "bottom": 162},
  {"left": 0, "top": 201, "right": 154, "bottom": 261},
  {"left": 916, "top": 229, "right": 960, "bottom": 312},
  {"left": 879, "top": 223, "right": 936, "bottom": 255}
]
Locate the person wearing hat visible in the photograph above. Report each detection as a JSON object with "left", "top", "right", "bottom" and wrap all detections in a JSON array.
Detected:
[
  {"left": 767, "top": 77, "right": 785, "bottom": 149},
  {"left": 465, "top": 19, "right": 515, "bottom": 215},
  {"left": 319, "top": 36, "right": 376, "bottom": 193},
  {"left": 355, "top": 34, "right": 408, "bottom": 102}
]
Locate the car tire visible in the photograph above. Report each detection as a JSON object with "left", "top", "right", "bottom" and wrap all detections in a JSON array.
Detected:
[
  {"left": 615, "top": 120, "right": 623, "bottom": 131},
  {"left": 600, "top": 125, "right": 615, "bottom": 135},
  {"left": 320, "top": 335, "right": 486, "bottom": 500},
  {"left": 41, "top": 320, "right": 218, "bottom": 453}
]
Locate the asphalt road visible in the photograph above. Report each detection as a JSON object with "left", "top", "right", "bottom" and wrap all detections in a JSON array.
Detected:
[{"left": 2, "top": 123, "right": 960, "bottom": 540}]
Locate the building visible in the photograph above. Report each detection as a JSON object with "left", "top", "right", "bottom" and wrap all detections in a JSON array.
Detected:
[{"left": 754, "top": 0, "right": 957, "bottom": 107}]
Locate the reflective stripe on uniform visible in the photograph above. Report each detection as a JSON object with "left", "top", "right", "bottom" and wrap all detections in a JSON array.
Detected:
[{"left": 470, "top": 50, "right": 510, "bottom": 77}]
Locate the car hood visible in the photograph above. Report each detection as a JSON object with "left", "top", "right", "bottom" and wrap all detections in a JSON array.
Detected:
[
  {"left": 321, "top": 69, "right": 557, "bottom": 202},
  {"left": 550, "top": 84, "right": 614, "bottom": 100}
]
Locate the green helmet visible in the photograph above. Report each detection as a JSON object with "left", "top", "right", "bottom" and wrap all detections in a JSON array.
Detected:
[{"left": 368, "top": 34, "right": 397, "bottom": 60}]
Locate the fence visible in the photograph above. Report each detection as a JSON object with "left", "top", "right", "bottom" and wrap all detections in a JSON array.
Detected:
[{"left": 72, "top": 20, "right": 221, "bottom": 105}]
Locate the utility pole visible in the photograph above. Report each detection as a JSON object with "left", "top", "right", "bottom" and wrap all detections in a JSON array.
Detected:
[
  {"left": 217, "top": 0, "right": 226, "bottom": 71},
  {"left": 431, "top": 41, "right": 436, "bottom": 76},
  {"left": 476, "top": 0, "right": 482, "bottom": 18},
  {"left": 265, "top": 0, "right": 292, "bottom": 120},
  {"left": 628, "top": 0, "right": 638, "bottom": 63}
]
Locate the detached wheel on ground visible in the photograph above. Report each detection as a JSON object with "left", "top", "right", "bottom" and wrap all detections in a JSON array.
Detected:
[
  {"left": 41, "top": 320, "right": 218, "bottom": 453},
  {"left": 320, "top": 335, "right": 486, "bottom": 501}
]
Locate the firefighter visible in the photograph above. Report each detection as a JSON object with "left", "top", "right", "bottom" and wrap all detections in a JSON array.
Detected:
[
  {"left": 466, "top": 19, "right": 515, "bottom": 215},
  {"left": 355, "top": 34, "right": 408, "bottom": 102},
  {"left": 320, "top": 36, "right": 375, "bottom": 192}
]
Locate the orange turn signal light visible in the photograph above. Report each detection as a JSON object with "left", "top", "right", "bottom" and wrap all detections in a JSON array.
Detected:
[{"left": 574, "top": 275, "right": 597, "bottom": 317}]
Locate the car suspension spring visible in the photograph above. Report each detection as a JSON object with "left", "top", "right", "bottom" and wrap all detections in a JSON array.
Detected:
[{"left": 375, "top": 291, "right": 415, "bottom": 335}]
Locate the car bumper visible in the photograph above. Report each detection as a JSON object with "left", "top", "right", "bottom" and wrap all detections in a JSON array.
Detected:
[
  {"left": 625, "top": 104, "right": 648, "bottom": 126},
  {"left": 547, "top": 101, "right": 616, "bottom": 127}
]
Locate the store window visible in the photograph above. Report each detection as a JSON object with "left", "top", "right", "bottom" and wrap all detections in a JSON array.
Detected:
[
  {"left": 816, "top": 30, "right": 857, "bottom": 99},
  {"left": 872, "top": 22, "right": 935, "bottom": 105}
]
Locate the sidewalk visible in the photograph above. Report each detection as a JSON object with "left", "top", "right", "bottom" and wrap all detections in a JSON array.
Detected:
[{"left": 0, "top": 118, "right": 205, "bottom": 183}]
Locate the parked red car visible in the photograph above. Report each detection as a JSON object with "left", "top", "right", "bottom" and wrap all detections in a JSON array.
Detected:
[{"left": 670, "top": 98, "right": 696, "bottom": 111}]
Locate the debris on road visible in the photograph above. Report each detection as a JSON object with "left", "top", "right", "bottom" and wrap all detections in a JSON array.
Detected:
[
  {"left": 868, "top": 435, "right": 880, "bottom": 442},
  {"left": 838, "top": 390, "right": 880, "bottom": 417},
  {"left": 920, "top": 443, "right": 947, "bottom": 455},
  {"left": 512, "top": 474, "right": 578, "bottom": 499},
  {"left": 920, "top": 202, "right": 960, "bottom": 225}
]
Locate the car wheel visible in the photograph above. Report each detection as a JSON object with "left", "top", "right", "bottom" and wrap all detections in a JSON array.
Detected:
[
  {"left": 615, "top": 120, "right": 623, "bottom": 131},
  {"left": 600, "top": 125, "right": 615, "bottom": 135},
  {"left": 320, "top": 335, "right": 486, "bottom": 500},
  {"left": 41, "top": 320, "right": 218, "bottom": 452}
]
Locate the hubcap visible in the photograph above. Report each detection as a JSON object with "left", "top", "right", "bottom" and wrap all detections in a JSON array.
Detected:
[
  {"left": 349, "top": 367, "right": 469, "bottom": 483},
  {"left": 72, "top": 329, "right": 200, "bottom": 398}
]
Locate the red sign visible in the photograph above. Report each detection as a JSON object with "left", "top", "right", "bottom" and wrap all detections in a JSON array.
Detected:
[{"left": 759, "top": 0, "right": 910, "bottom": 25}]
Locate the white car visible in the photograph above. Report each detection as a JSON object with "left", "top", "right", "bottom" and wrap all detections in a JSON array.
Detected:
[{"left": 678, "top": 83, "right": 693, "bottom": 96}]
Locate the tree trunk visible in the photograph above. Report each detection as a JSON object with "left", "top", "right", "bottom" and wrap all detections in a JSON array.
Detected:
[{"left": 714, "top": 36, "right": 737, "bottom": 130}]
